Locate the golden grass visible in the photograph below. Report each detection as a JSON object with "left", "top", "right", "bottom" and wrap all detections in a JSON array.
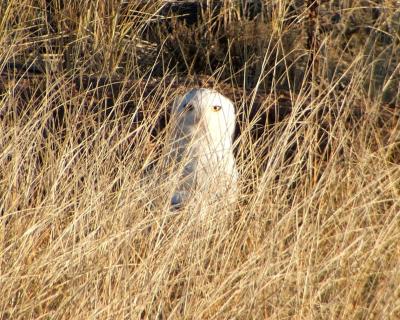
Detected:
[{"left": 1, "top": 1, "right": 400, "bottom": 319}]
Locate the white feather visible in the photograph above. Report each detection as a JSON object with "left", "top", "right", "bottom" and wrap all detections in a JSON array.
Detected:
[{"left": 167, "top": 88, "right": 238, "bottom": 209}]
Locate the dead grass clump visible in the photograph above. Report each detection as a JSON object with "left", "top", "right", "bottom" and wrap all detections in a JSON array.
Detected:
[{"left": 1, "top": 0, "right": 400, "bottom": 319}]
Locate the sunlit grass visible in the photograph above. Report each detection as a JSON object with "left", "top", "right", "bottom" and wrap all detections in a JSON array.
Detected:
[{"left": 0, "top": 1, "right": 399, "bottom": 319}]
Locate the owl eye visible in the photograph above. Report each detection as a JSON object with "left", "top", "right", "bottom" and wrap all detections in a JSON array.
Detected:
[
  {"left": 185, "top": 103, "right": 194, "bottom": 111},
  {"left": 212, "top": 105, "right": 222, "bottom": 112}
]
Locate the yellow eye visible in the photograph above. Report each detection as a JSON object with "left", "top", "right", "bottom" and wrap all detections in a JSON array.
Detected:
[{"left": 212, "top": 105, "right": 222, "bottom": 112}]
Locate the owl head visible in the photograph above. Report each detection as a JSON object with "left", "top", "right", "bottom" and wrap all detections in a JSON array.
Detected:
[{"left": 172, "top": 88, "right": 236, "bottom": 145}]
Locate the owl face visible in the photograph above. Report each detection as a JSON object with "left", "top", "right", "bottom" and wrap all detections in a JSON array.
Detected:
[{"left": 172, "top": 88, "right": 236, "bottom": 143}]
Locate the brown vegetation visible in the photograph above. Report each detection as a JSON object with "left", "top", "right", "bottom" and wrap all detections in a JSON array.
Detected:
[{"left": 1, "top": 0, "right": 399, "bottom": 319}]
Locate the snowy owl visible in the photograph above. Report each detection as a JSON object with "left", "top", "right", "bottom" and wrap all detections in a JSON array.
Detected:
[{"left": 167, "top": 88, "right": 238, "bottom": 209}]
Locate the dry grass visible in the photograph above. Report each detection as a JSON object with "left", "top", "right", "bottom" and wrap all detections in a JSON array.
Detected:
[{"left": 1, "top": 0, "right": 400, "bottom": 319}]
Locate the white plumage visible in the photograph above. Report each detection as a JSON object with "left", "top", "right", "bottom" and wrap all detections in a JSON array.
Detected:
[{"left": 167, "top": 88, "right": 238, "bottom": 209}]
